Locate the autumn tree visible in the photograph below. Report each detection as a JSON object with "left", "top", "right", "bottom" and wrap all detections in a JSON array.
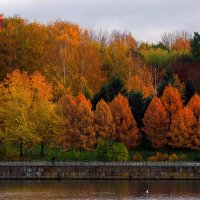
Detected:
[
  {"left": 94, "top": 100, "right": 116, "bottom": 140},
  {"left": 161, "top": 84, "right": 183, "bottom": 122},
  {"left": 47, "top": 21, "right": 81, "bottom": 89},
  {"left": 169, "top": 107, "right": 196, "bottom": 149},
  {"left": 188, "top": 94, "right": 200, "bottom": 120},
  {"left": 103, "top": 31, "right": 137, "bottom": 79},
  {"left": 76, "top": 29, "right": 104, "bottom": 94},
  {"left": 0, "top": 70, "right": 58, "bottom": 157},
  {"left": 195, "top": 119, "right": 200, "bottom": 150},
  {"left": 142, "top": 97, "right": 169, "bottom": 148},
  {"left": 56, "top": 94, "right": 77, "bottom": 149},
  {"left": 74, "top": 94, "right": 96, "bottom": 150},
  {"left": 58, "top": 94, "right": 96, "bottom": 150},
  {"left": 17, "top": 22, "right": 49, "bottom": 74},
  {"left": 0, "top": 16, "right": 25, "bottom": 81},
  {"left": 0, "top": 70, "right": 39, "bottom": 156},
  {"left": 171, "top": 37, "right": 190, "bottom": 52},
  {"left": 109, "top": 94, "right": 141, "bottom": 148},
  {"left": 162, "top": 31, "right": 191, "bottom": 50},
  {"left": 188, "top": 95, "right": 200, "bottom": 149},
  {"left": 161, "top": 84, "right": 183, "bottom": 146},
  {"left": 30, "top": 72, "right": 59, "bottom": 156}
]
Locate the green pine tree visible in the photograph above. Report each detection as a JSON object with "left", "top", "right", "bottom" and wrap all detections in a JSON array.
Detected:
[
  {"left": 184, "top": 80, "right": 196, "bottom": 105},
  {"left": 190, "top": 32, "right": 200, "bottom": 60}
]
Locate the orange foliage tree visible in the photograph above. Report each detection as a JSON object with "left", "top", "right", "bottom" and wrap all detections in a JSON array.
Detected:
[
  {"left": 171, "top": 37, "right": 190, "bottom": 52},
  {"left": 109, "top": 94, "right": 141, "bottom": 148},
  {"left": 142, "top": 97, "right": 169, "bottom": 148},
  {"left": 56, "top": 94, "right": 77, "bottom": 149},
  {"left": 161, "top": 84, "right": 183, "bottom": 146},
  {"left": 58, "top": 94, "right": 96, "bottom": 150},
  {"left": 161, "top": 84, "right": 183, "bottom": 122},
  {"left": 169, "top": 107, "right": 196, "bottom": 149},
  {"left": 188, "top": 94, "right": 200, "bottom": 119},
  {"left": 188, "top": 94, "right": 200, "bottom": 149},
  {"left": 74, "top": 94, "right": 96, "bottom": 150},
  {"left": 94, "top": 99, "right": 116, "bottom": 140}
]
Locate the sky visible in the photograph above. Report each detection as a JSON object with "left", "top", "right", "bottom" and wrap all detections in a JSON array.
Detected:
[{"left": 1, "top": 0, "right": 200, "bottom": 43}]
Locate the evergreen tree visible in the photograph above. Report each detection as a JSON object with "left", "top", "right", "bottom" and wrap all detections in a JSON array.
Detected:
[
  {"left": 128, "top": 91, "right": 145, "bottom": 128},
  {"left": 184, "top": 80, "right": 196, "bottom": 105},
  {"left": 151, "top": 42, "right": 169, "bottom": 51},
  {"left": 157, "top": 68, "right": 174, "bottom": 97},
  {"left": 190, "top": 32, "right": 200, "bottom": 60},
  {"left": 92, "top": 75, "right": 126, "bottom": 109}
]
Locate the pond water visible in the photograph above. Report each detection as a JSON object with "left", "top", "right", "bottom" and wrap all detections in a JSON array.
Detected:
[{"left": 0, "top": 180, "right": 199, "bottom": 200}]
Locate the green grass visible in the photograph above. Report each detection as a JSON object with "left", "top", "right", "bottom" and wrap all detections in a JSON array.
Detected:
[{"left": 0, "top": 144, "right": 200, "bottom": 162}]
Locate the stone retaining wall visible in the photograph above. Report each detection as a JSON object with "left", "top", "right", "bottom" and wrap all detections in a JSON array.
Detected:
[{"left": 0, "top": 162, "right": 199, "bottom": 180}]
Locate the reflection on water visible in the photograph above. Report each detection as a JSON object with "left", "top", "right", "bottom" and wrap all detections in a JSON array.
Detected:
[{"left": 0, "top": 180, "right": 199, "bottom": 200}]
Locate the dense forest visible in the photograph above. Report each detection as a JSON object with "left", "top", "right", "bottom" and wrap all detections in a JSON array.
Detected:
[{"left": 0, "top": 16, "right": 200, "bottom": 161}]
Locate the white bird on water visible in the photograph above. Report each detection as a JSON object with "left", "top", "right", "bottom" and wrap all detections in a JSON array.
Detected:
[{"left": 146, "top": 190, "right": 148, "bottom": 194}]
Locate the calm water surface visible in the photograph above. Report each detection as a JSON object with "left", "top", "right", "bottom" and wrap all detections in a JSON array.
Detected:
[{"left": 0, "top": 180, "right": 199, "bottom": 200}]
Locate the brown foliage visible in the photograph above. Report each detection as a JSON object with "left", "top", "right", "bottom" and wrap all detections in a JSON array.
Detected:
[{"left": 173, "top": 61, "right": 200, "bottom": 94}]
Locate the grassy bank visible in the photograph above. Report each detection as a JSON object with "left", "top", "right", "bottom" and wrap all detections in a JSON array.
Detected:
[{"left": 0, "top": 144, "right": 200, "bottom": 162}]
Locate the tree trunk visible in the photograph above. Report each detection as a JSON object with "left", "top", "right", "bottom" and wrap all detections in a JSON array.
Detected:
[
  {"left": 40, "top": 142, "right": 44, "bottom": 157},
  {"left": 19, "top": 139, "right": 23, "bottom": 157}
]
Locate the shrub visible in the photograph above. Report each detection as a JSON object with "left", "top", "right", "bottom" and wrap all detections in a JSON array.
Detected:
[
  {"left": 178, "top": 153, "right": 187, "bottom": 161},
  {"left": 97, "top": 139, "right": 128, "bottom": 161},
  {"left": 132, "top": 153, "right": 143, "bottom": 161},
  {"left": 168, "top": 153, "right": 179, "bottom": 161},
  {"left": 148, "top": 152, "right": 169, "bottom": 161},
  {"left": 4, "top": 146, "right": 18, "bottom": 160},
  {"left": 148, "top": 152, "right": 179, "bottom": 161}
]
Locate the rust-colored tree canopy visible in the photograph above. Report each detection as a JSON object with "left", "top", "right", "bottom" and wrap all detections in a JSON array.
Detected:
[
  {"left": 94, "top": 99, "right": 116, "bottom": 140},
  {"left": 1, "top": 16, "right": 200, "bottom": 155},
  {"left": 161, "top": 84, "right": 183, "bottom": 119},
  {"left": 109, "top": 94, "right": 141, "bottom": 148},
  {"left": 142, "top": 97, "right": 169, "bottom": 148},
  {"left": 169, "top": 107, "right": 196, "bottom": 149}
]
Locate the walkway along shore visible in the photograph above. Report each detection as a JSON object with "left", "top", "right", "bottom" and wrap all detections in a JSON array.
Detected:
[{"left": 0, "top": 161, "right": 200, "bottom": 180}]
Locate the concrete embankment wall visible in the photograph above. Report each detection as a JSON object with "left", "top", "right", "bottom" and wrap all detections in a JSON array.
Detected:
[{"left": 0, "top": 162, "right": 200, "bottom": 180}]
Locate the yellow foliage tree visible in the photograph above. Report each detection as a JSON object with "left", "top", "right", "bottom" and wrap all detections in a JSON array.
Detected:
[
  {"left": 0, "top": 70, "right": 38, "bottom": 156},
  {"left": 0, "top": 70, "right": 57, "bottom": 157}
]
